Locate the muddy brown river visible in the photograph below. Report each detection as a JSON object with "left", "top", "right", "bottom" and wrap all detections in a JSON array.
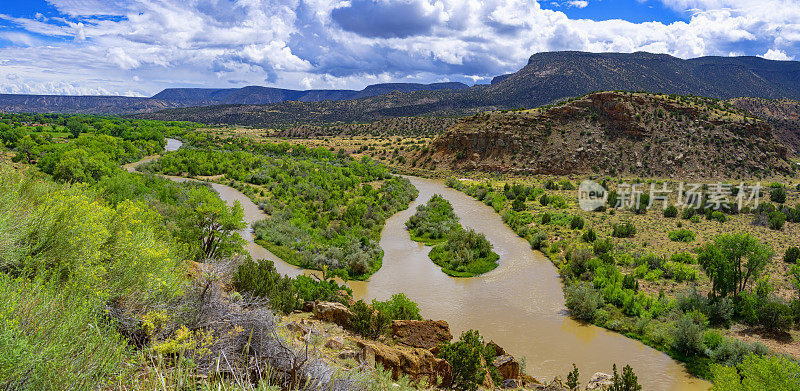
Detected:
[{"left": 131, "top": 140, "right": 711, "bottom": 390}]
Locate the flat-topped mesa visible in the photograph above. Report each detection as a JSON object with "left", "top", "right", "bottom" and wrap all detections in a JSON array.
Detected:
[{"left": 422, "top": 91, "right": 792, "bottom": 179}]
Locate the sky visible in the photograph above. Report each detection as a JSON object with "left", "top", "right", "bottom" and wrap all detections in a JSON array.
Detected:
[{"left": 0, "top": 0, "right": 798, "bottom": 97}]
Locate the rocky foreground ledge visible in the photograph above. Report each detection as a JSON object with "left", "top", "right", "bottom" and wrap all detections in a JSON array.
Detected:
[{"left": 284, "top": 300, "right": 615, "bottom": 390}]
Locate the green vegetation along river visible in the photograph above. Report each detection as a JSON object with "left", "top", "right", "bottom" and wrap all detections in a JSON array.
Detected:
[{"left": 133, "top": 139, "right": 710, "bottom": 390}]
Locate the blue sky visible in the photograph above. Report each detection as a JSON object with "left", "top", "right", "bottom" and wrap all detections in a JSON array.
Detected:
[{"left": 0, "top": 0, "right": 797, "bottom": 96}]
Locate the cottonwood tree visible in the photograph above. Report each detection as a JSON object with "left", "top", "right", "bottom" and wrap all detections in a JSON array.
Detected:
[
  {"left": 181, "top": 187, "right": 245, "bottom": 260},
  {"left": 698, "top": 234, "right": 773, "bottom": 299}
]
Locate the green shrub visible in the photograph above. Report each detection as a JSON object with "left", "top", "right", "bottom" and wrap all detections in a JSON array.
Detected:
[
  {"left": 438, "top": 330, "right": 497, "bottom": 391},
  {"left": 567, "top": 364, "right": 579, "bottom": 389},
  {"left": 592, "top": 238, "right": 613, "bottom": 254},
  {"left": 770, "top": 186, "right": 787, "bottom": 203},
  {"left": 529, "top": 231, "right": 548, "bottom": 250},
  {"left": 670, "top": 252, "right": 696, "bottom": 264},
  {"left": 570, "top": 215, "right": 585, "bottom": 230},
  {"left": 611, "top": 364, "right": 642, "bottom": 391},
  {"left": 784, "top": 247, "right": 800, "bottom": 264},
  {"left": 582, "top": 228, "right": 597, "bottom": 243},
  {"left": 564, "top": 283, "right": 604, "bottom": 321},
  {"left": 668, "top": 229, "right": 696, "bottom": 242},
  {"left": 758, "top": 301, "right": 794, "bottom": 333},
  {"left": 663, "top": 205, "right": 679, "bottom": 218},
  {"left": 612, "top": 222, "right": 636, "bottom": 238},
  {"left": 710, "top": 354, "right": 799, "bottom": 391},
  {"left": 540, "top": 194, "right": 549, "bottom": 206},
  {"left": 768, "top": 211, "right": 785, "bottom": 230},
  {"left": 709, "top": 211, "right": 727, "bottom": 223},
  {"left": 541, "top": 212, "right": 551, "bottom": 224},
  {"left": 233, "top": 259, "right": 298, "bottom": 315},
  {"left": 373, "top": 293, "right": 423, "bottom": 322},
  {"left": 671, "top": 314, "right": 704, "bottom": 356},
  {"left": 710, "top": 338, "right": 768, "bottom": 366},
  {"left": 702, "top": 330, "right": 724, "bottom": 351},
  {"left": 681, "top": 208, "right": 695, "bottom": 219}
]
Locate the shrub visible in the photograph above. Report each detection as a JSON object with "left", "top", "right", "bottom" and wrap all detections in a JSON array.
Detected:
[
  {"left": 570, "top": 215, "right": 585, "bottom": 230},
  {"left": 593, "top": 238, "right": 613, "bottom": 254},
  {"left": 582, "top": 228, "right": 597, "bottom": 243},
  {"left": 702, "top": 330, "right": 724, "bottom": 351},
  {"left": 349, "top": 300, "right": 385, "bottom": 338},
  {"left": 663, "top": 205, "right": 679, "bottom": 218},
  {"left": 710, "top": 339, "right": 769, "bottom": 366},
  {"left": 612, "top": 222, "right": 636, "bottom": 238},
  {"left": 668, "top": 229, "right": 696, "bottom": 242},
  {"left": 709, "top": 211, "right": 727, "bottom": 223},
  {"left": 541, "top": 212, "right": 551, "bottom": 224},
  {"left": 770, "top": 186, "right": 786, "bottom": 203},
  {"left": 671, "top": 314, "right": 704, "bottom": 356},
  {"left": 784, "top": 247, "right": 800, "bottom": 264},
  {"left": 768, "top": 211, "right": 785, "bottom": 230},
  {"left": 529, "top": 231, "right": 548, "bottom": 250},
  {"left": 373, "top": 293, "right": 423, "bottom": 322},
  {"left": 438, "top": 330, "right": 496, "bottom": 391},
  {"left": 710, "top": 354, "right": 800, "bottom": 391},
  {"left": 681, "top": 208, "right": 695, "bottom": 219},
  {"left": 758, "top": 301, "right": 794, "bottom": 333},
  {"left": 670, "top": 252, "right": 696, "bottom": 264},
  {"left": 611, "top": 364, "right": 642, "bottom": 391},
  {"left": 540, "top": 194, "right": 549, "bottom": 206},
  {"left": 564, "top": 282, "right": 604, "bottom": 321},
  {"left": 233, "top": 259, "right": 298, "bottom": 315},
  {"left": 567, "top": 364, "right": 580, "bottom": 389}
]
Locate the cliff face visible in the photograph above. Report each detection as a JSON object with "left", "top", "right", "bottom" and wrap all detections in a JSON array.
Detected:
[
  {"left": 730, "top": 97, "right": 800, "bottom": 155},
  {"left": 422, "top": 92, "right": 792, "bottom": 179}
]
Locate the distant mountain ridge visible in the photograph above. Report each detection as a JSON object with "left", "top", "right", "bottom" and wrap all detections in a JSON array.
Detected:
[
  {"left": 0, "top": 82, "right": 469, "bottom": 114},
  {"left": 134, "top": 51, "right": 800, "bottom": 127}
]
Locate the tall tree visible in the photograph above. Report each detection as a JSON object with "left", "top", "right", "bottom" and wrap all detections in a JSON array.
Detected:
[{"left": 698, "top": 234, "right": 773, "bottom": 299}]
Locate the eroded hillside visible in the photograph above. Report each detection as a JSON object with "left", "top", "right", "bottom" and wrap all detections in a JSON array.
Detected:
[{"left": 420, "top": 92, "right": 794, "bottom": 179}]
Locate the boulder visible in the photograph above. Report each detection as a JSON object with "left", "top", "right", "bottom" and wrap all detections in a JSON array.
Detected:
[
  {"left": 313, "top": 301, "right": 353, "bottom": 327},
  {"left": 502, "top": 379, "right": 520, "bottom": 389},
  {"left": 338, "top": 349, "right": 361, "bottom": 361},
  {"left": 531, "top": 376, "right": 569, "bottom": 391},
  {"left": 302, "top": 301, "right": 315, "bottom": 312},
  {"left": 586, "top": 372, "right": 614, "bottom": 390},
  {"left": 390, "top": 320, "right": 453, "bottom": 349},
  {"left": 354, "top": 337, "right": 452, "bottom": 387},
  {"left": 486, "top": 340, "right": 506, "bottom": 356},
  {"left": 324, "top": 336, "right": 345, "bottom": 350},
  {"left": 493, "top": 354, "right": 520, "bottom": 380}
]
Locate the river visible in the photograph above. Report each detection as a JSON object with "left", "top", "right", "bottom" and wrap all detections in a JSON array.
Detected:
[{"left": 130, "top": 139, "right": 710, "bottom": 390}]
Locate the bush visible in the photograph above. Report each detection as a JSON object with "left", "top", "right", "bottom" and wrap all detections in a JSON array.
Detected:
[
  {"left": 540, "top": 194, "right": 549, "bottom": 206},
  {"left": 770, "top": 186, "right": 787, "bottom": 203},
  {"left": 784, "top": 247, "right": 800, "bottom": 264},
  {"left": 758, "top": 301, "right": 794, "bottom": 333},
  {"left": 611, "top": 364, "right": 642, "bottom": 391},
  {"left": 663, "top": 205, "right": 679, "bottom": 218},
  {"left": 710, "top": 354, "right": 800, "bottom": 391},
  {"left": 373, "top": 293, "right": 423, "bottom": 322},
  {"left": 541, "top": 212, "right": 551, "bottom": 224},
  {"left": 582, "top": 228, "right": 597, "bottom": 243},
  {"left": 670, "top": 252, "right": 696, "bottom": 264},
  {"left": 768, "top": 211, "right": 786, "bottom": 230},
  {"left": 710, "top": 338, "right": 769, "bottom": 366},
  {"left": 702, "top": 330, "right": 724, "bottom": 351},
  {"left": 682, "top": 208, "right": 696, "bottom": 219},
  {"left": 709, "top": 211, "right": 727, "bottom": 223},
  {"left": 671, "top": 314, "right": 704, "bottom": 356},
  {"left": 564, "top": 283, "right": 604, "bottom": 321},
  {"left": 570, "top": 215, "right": 585, "bottom": 230},
  {"left": 593, "top": 238, "right": 613, "bottom": 255},
  {"left": 612, "top": 222, "right": 636, "bottom": 238},
  {"left": 529, "top": 231, "right": 548, "bottom": 250},
  {"left": 438, "top": 330, "right": 496, "bottom": 391},
  {"left": 233, "top": 259, "right": 298, "bottom": 315},
  {"left": 668, "top": 229, "right": 696, "bottom": 242}
]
